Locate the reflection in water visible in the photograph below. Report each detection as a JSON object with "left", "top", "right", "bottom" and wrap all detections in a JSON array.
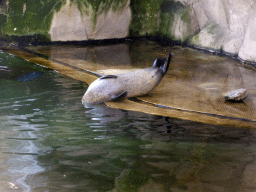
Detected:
[
  {"left": 1, "top": 44, "right": 256, "bottom": 191},
  {"left": 3, "top": 114, "right": 45, "bottom": 192}
]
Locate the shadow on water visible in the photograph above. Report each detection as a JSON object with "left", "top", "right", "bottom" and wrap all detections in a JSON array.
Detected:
[
  {"left": 1, "top": 45, "right": 256, "bottom": 191},
  {"left": 0, "top": 51, "right": 43, "bottom": 82}
]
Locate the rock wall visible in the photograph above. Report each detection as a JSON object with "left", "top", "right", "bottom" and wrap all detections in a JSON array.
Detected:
[
  {"left": 186, "top": 0, "right": 256, "bottom": 62},
  {"left": 0, "top": 0, "right": 131, "bottom": 42},
  {"left": 50, "top": 0, "right": 131, "bottom": 41},
  {"left": 130, "top": 0, "right": 256, "bottom": 62},
  {"left": 1, "top": 0, "right": 256, "bottom": 62}
]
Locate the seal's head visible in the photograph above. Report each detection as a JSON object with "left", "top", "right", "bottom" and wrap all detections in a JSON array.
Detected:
[
  {"left": 152, "top": 51, "right": 173, "bottom": 75},
  {"left": 153, "top": 57, "right": 166, "bottom": 68}
]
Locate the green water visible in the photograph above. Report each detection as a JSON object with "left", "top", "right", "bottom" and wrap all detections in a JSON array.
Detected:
[{"left": 1, "top": 49, "right": 256, "bottom": 192}]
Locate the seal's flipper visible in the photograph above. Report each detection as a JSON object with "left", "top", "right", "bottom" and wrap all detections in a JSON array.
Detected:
[
  {"left": 100, "top": 75, "right": 118, "bottom": 80},
  {"left": 111, "top": 91, "right": 127, "bottom": 101}
]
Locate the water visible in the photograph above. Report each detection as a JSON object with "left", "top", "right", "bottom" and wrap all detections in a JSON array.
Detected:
[{"left": 1, "top": 48, "right": 256, "bottom": 192}]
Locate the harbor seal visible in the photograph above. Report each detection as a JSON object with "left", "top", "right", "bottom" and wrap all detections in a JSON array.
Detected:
[{"left": 82, "top": 51, "right": 173, "bottom": 104}]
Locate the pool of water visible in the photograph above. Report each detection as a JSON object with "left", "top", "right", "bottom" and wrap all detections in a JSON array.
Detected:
[{"left": 1, "top": 48, "right": 256, "bottom": 192}]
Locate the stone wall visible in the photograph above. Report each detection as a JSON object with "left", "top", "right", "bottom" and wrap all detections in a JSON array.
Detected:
[
  {"left": 50, "top": 0, "right": 131, "bottom": 41},
  {"left": 130, "top": 0, "right": 256, "bottom": 62},
  {"left": 1, "top": 0, "right": 256, "bottom": 62},
  {"left": 0, "top": 0, "right": 131, "bottom": 42},
  {"left": 186, "top": 0, "right": 256, "bottom": 62}
]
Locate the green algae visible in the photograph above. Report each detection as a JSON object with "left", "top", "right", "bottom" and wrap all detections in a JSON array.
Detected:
[
  {"left": 0, "top": 0, "right": 129, "bottom": 43},
  {"left": 0, "top": 0, "right": 129, "bottom": 37},
  {"left": 192, "top": 34, "right": 200, "bottom": 44},
  {"left": 0, "top": 14, "right": 7, "bottom": 35},
  {"left": 189, "top": 22, "right": 227, "bottom": 50},
  {"left": 71, "top": 0, "right": 128, "bottom": 31},
  {"left": 0, "top": 0, "right": 197, "bottom": 44},
  {"left": 0, "top": 0, "right": 66, "bottom": 44},
  {"left": 73, "top": 0, "right": 128, "bottom": 13},
  {"left": 207, "top": 22, "right": 220, "bottom": 35},
  {"left": 3, "top": 0, "right": 66, "bottom": 35},
  {"left": 159, "top": 1, "right": 183, "bottom": 40},
  {"left": 159, "top": 11, "right": 175, "bottom": 39},
  {"left": 129, "top": 0, "right": 164, "bottom": 36},
  {"left": 159, "top": 1, "right": 195, "bottom": 42},
  {"left": 161, "top": 0, "right": 184, "bottom": 14},
  {"left": 181, "top": 6, "right": 191, "bottom": 24}
]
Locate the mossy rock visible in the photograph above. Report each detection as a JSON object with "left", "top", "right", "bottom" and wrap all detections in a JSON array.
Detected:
[
  {"left": 2, "top": 0, "right": 66, "bottom": 36},
  {"left": 0, "top": 0, "right": 129, "bottom": 43},
  {"left": 71, "top": 0, "right": 129, "bottom": 31},
  {"left": 159, "top": 1, "right": 198, "bottom": 42},
  {"left": 129, "top": 0, "right": 164, "bottom": 36},
  {"left": 189, "top": 22, "right": 229, "bottom": 51}
]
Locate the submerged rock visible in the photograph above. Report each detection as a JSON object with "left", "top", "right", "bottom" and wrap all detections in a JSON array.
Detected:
[{"left": 225, "top": 89, "right": 247, "bottom": 102}]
